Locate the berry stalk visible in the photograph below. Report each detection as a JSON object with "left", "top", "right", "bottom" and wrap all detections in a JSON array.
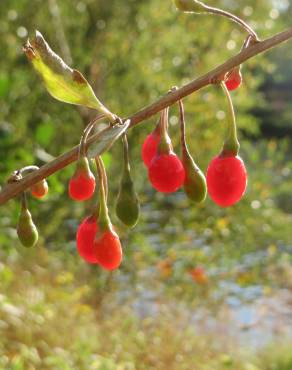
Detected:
[
  {"left": 220, "top": 82, "right": 240, "bottom": 156},
  {"left": 174, "top": 0, "right": 259, "bottom": 41},
  {"left": 178, "top": 99, "right": 206, "bottom": 203},
  {"left": 157, "top": 107, "right": 172, "bottom": 155},
  {"left": 95, "top": 156, "right": 111, "bottom": 232}
]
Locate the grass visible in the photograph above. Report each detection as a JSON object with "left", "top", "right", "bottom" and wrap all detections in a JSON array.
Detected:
[{"left": 0, "top": 248, "right": 291, "bottom": 370}]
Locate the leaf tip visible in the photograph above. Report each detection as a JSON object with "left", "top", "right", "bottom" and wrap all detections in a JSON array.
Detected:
[{"left": 23, "top": 39, "right": 35, "bottom": 60}]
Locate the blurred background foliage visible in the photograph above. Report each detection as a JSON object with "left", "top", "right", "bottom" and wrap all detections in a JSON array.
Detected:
[{"left": 0, "top": 0, "right": 291, "bottom": 369}]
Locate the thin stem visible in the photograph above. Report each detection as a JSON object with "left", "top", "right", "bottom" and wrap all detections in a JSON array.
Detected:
[
  {"left": 122, "top": 134, "right": 130, "bottom": 172},
  {"left": 19, "top": 165, "right": 40, "bottom": 176},
  {"left": 158, "top": 107, "right": 172, "bottom": 155},
  {"left": 178, "top": 99, "right": 188, "bottom": 154},
  {"left": 198, "top": 2, "right": 259, "bottom": 41},
  {"left": 1, "top": 27, "right": 292, "bottom": 205},
  {"left": 95, "top": 156, "right": 111, "bottom": 231},
  {"left": 99, "top": 156, "right": 108, "bottom": 202},
  {"left": 220, "top": 82, "right": 239, "bottom": 155},
  {"left": 21, "top": 192, "right": 28, "bottom": 210},
  {"left": 79, "top": 113, "right": 106, "bottom": 158}
]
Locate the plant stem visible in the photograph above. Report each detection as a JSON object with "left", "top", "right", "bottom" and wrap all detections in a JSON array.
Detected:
[
  {"left": 79, "top": 114, "right": 107, "bottom": 158},
  {"left": 19, "top": 166, "right": 40, "bottom": 176},
  {"left": 220, "top": 82, "right": 239, "bottom": 156},
  {"left": 95, "top": 156, "right": 111, "bottom": 231},
  {"left": 122, "top": 134, "right": 130, "bottom": 173},
  {"left": 199, "top": 2, "right": 259, "bottom": 41},
  {"left": 178, "top": 99, "right": 188, "bottom": 154},
  {"left": 21, "top": 192, "right": 28, "bottom": 210},
  {"left": 158, "top": 107, "right": 172, "bottom": 154},
  {"left": 1, "top": 27, "right": 292, "bottom": 205}
]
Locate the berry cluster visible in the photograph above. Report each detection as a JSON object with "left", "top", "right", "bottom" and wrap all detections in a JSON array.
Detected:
[
  {"left": 15, "top": 2, "right": 254, "bottom": 271},
  {"left": 142, "top": 82, "right": 247, "bottom": 209},
  {"left": 15, "top": 73, "right": 247, "bottom": 272}
]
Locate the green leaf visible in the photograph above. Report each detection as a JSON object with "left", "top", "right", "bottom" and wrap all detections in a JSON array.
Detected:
[
  {"left": 23, "top": 31, "right": 115, "bottom": 120},
  {"left": 87, "top": 119, "right": 130, "bottom": 159}
]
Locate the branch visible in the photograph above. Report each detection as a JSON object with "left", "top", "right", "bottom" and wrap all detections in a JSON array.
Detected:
[{"left": 1, "top": 27, "right": 291, "bottom": 206}]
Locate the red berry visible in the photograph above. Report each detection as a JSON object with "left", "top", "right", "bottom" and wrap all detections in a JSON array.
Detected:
[
  {"left": 225, "top": 69, "right": 242, "bottom": 91},
  {"left": 31, "top": 179, "right": 49, "bottom": 199},
  {"left": 76, "top": 216, "right": 99, "bottom": 264},
  {"left": 148, "top": 152, "right": 185, "bottom": 193},
  {"left": 206, "top": 155, "right": 247, "bottom": 207},
  {"left": 69, "top": 173, "right": 95, "bottom": 201},
  {"left": 69, "top": 159, "right": 96, "bottom": 201},
  {"left": 142, "top": 132, "right": 160, "bottom": 167},
  {"left": 94, "top": 230, "right": 122, "bottom": 271}
]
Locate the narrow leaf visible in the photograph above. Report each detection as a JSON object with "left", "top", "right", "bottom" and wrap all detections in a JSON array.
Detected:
[
  {"left": 23, "top": 31, "right": 114, "bottom": 120},
  {"left": 87, "top": 120, "right": 130, "bottom": 159}
]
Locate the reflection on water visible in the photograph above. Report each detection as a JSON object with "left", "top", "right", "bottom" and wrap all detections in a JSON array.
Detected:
[
  {"left": 123, "top": 285, "right": 292, "bottom": 349},
  {"left": 112, "top": 197, "right": 292, "bottom": 349}
]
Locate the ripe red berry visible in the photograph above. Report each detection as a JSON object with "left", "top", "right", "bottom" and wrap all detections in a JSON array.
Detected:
[
  {"left": 31, "top": 179, "right": 49, "bottom": 199},
  {"left": 94, "top": 230, "right": 122, "bottom": 271},
  {"left": 206, "top": 155, "right": 247, "bottom": 207},
  {"left": 76, "top": 216, "right": 99, "bottom": 264},
  {"left": 142, "top": 132, "right": 160, "bottom": 167},
  {"left": 225, "top": 69, "right": 242, "bottom": 91},
  {"left": 69, "top": 158, "right": 96, "bottom": 201},
  {"left": 148, "top": 152, "right": 185, "bottom": 193}
]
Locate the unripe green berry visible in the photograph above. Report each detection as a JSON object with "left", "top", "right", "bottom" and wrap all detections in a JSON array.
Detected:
[
  {"left": 116, "top": 167, "right": 140, "bottom": 228},
  {"left": 182, "top": 151, "right": 207, "bottom": 203},
  {"left": 17, "top": 208, "right": 38, "bottom": 248},
  {"left": 116, "top": 135, "right": 140, "bottom": 228}
]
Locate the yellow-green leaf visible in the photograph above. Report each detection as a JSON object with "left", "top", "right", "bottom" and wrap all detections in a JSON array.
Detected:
[{"left": 23, "top": 31, "right": 114, "bottom": 120}]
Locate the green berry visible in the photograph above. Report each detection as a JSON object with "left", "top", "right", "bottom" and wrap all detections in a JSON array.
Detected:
[
  {"left": 182, "top": 150, "right": 207, "bottom": 203},
  {"left": 17, "top": 208, "right": 38, "bottom": 248},
  {"left": 116, "top": 135, "right": 140, "bottom": 228}
]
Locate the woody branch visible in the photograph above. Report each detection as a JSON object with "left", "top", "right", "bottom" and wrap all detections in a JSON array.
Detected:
[{"left": 0, "top": 27, "right": 291, "bottom": 206}]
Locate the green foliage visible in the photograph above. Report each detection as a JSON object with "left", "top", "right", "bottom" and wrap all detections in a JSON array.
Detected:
[
  {"left": 24, "top": 31, "right": 112, "bottom": 115},
  {"left": 0, "top": 0, "right": 291, "bottom": 368}
]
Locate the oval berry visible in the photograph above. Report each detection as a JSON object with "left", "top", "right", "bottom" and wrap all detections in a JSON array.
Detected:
[
  {"left": 31, "top": 179, "right": 49, "bottom": 199},
  {"left": 225, "top": 69, "right": 242, "bottom": 91},
  {"left": 69, "top": 173, "right": 95, "bottom": 201},
  {"left": 17, "top": 208, "right": 38, "bottom": 248},
  {"left": 206, "top": 155, "right": 247, "bottom": 207},
  {"left": 76, "top": 216, "right": 99, "bottom": 264},
  {"left": 116, "top": 135, "right": 140, "bottom": 228},
  {"left": 142, "top": 132, "right": 160, "bottom": 167},
  {"left": 69, "top": 158, "right": 96, "bottom": 201},
  {"left": 94, "top": 230, "right": 122, "bottom": 271},
  {"left": 148, "top": 152, "right": 185, "bottom": 193}
]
